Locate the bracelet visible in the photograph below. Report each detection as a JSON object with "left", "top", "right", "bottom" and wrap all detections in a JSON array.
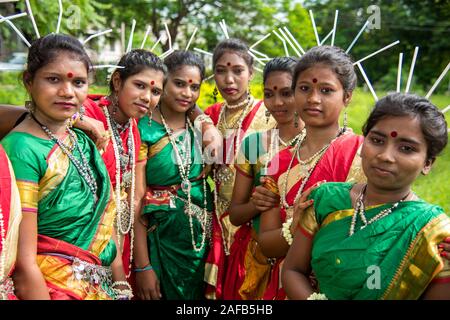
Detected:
[
  {"left": 307, "top": 292, "right": 328, "bottom": 300},
  {"left": 111, "top": 281, "right": 132, "bottom": 290},
  {"left": 281, "top": 218, "right": 293, "bottom": 246},
  {"left": 133, "top": 264, "right": 153, "bottom": 272}
]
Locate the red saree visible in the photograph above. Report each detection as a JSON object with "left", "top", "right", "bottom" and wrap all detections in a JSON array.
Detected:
[
  {"left": 204, "top": 100, "right": 276, "bottom": 299},
  {"left": 83, "top": 95, "right": 143, "bottom": 277},
  {"left": 262, "top": 131, "right": 364, "bottom": 299},
  {"left": 0, "top": 145, "right": 21, "bottom": 300}
]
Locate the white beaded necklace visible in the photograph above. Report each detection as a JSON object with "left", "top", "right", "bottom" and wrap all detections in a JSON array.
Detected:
[
  {"left": 0, "top": 203, "right": 5, "bottom": 282},
  {"left": 223, "top": 94, "right": 253, "bottom": 110},
  {"left": 280, "top": 130, "right": 344, "bottom": 213},
  {"left": 159, "top": 108, "right": 209, "bottom": 252},
  {"left": 103, "top": 106, "right": 135, "bottom": 277},
  {"left": 348, "top": 184, "right": 410, "bottom": 236}
]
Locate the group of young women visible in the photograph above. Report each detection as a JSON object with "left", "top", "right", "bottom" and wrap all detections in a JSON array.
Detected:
[{"left": 0, "top": 31, "right": 449, "bottom": 300}]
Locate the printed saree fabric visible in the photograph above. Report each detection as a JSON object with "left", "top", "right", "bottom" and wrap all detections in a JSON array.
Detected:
[
  {"left": 138, "top": 116, "right": 213, "bottom": 300},
  {"left": 261, "top": 132, "right": 364, "bottom": 299},
  {"left": 203, "top": 100, "right": 276, "bottom": 299},
  {"left": 0, "top": 145, "right": 21, "bottom": 300},
  {"left": 299, "top": 182, "right": 450, "bottom": 300},
  {"left": 84, "top": 95, "right": 143, "bottom": 276},
  {"left": 2, "top": 130, "right": 117, "bottom": 300}
]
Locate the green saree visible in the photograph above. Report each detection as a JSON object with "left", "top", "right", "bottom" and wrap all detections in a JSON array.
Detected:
[
  {"left": 1, "top": 130, "right": 116, "bottom": 299},
  {"left": 138, "top": 116, "right": 213, "bottom": 300},
  {"left": 299, "top": 182, "right": 450, "bottom": 300}
]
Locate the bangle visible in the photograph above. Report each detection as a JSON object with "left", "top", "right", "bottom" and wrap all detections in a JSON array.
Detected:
[
  {"left": 307, "top": 292, "right": 328, "bottom": 300},
  {"left": 133, "top": 264, "right": 153, "bottom": 272},
  {"left": 111, "top": 281, "right": 132, "bottom": 290},
  {"left": 282, "top": 218, "right": 293, "bottom": 246}
]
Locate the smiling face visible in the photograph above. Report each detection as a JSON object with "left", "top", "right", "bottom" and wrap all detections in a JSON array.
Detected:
[
  {"left": 214, "top": 51, "right": 252, "bottom": 104},
  {"left": 113, "top": 68, "right": 164, "bottom": 120},
  {"left": 25, "top": 52, "right": 88, "bottom": 123},
  {"left": 161, "top": 65, "right": 202, "bottom": 113},
  {"left": 294, "top": 64, "right": 351, "bottom": 129},
  {"left": 361, "top": 115, "right": 432, "bottom": 193},
  {"left": 264, "top": 71, "right": 297, "bottom": 125}
]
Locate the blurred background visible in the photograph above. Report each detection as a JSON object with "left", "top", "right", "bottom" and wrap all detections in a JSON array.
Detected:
[{"left": 0, "top": 0, "right": 449, "bottom": 210}]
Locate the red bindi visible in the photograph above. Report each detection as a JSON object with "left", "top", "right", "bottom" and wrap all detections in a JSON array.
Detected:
[
  {"left": 227, "top": 62, "right": 231, "bottom": 66},
  {"left": 150, "top": 80, "right": 155, "bottom": 85},
  {"left": 67, "top": 72, "right": 74, "bottom": 78},
  {"left": 273, "top": 86, "right": 278, "bottom": 90},
  {"left": 312, "top": 78, "right": 318, "bottom": 83},
  {"left": 390, "top": 131, "right": 398, "bottom": 138},
  {"left": 189, "top": 79, "right": 193, "bottom": 83}
]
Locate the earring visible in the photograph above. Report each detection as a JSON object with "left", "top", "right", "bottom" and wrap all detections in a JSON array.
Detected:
[
  {"left": 294, "top": 111, "right": 299, "bottom": 128},
  {"left": 25, "top": 100, "right": 36, "bottom": 114},
  {"left": 110, "top": 93, "right": 119, "bottom": 115},
  {"left": 248, "top": 87, "right": 252, "bottom": 97},
  {"left": 343, "top": 109, "right": 348, "bottom": 132},
  {"left": 148, "top": 109, "right": 153, "bottom": 126},
  {"left": 212, "top": 87, "right": 218, "bottom": 103},
  {"left": 265, "top": 109, "right": 271, "bottom": 124}
]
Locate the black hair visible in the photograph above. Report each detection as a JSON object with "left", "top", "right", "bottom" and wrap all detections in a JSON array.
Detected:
[
  {"left": 110, "top": 49, "right": 166, "bottom": 92},
  {"left": 263, "top": 57, "right": 299, "bottom": 84},
  {"left": 292, "top": 45, "right": 357, "bottom": 93},
  {"left": 212, "top": 38, "right": 253, "bottom": 70},
  {"left": 23, "top": 33, "right": 91, "bottom": 84},
  {"left": 163, "top": 50, "right": 205, "bottom": 81},
  {"left": 362, "top": 92, "right": 448, "bottom": 160}
]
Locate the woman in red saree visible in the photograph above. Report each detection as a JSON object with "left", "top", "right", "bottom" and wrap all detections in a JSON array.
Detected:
[
  {"left": 0, "top": 145, "right": 21, "bottom": 300},
  {"left": 258, "top": 46, "right": 365, "bottom": 299},
  {"left": 203, "top": 39, "right": 276, "bottom": 299}
]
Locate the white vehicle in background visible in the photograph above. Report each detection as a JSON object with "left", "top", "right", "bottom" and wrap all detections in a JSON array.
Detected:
[{"left": 0, "top": 52, "right": 26, "bottom": 71}]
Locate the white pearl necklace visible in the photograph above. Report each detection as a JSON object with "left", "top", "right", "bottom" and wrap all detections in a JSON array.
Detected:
[
  {"left": 280, "top": 130, "right": 344, "bottom": 212},
  {"left": 223, "top": 94, "right": 253, "bottom": 110},
  {"left": 160, "top": 109, "right": 209, "bottom": 252},
  {"left": 0, "top": 203, "right": 5, "bottom": 282},
  {"left": 348, "top": 184, "right": 410, "bottom": 236},
  {"left": 103, "top": 106, "right": 135, "bottom": 278}
]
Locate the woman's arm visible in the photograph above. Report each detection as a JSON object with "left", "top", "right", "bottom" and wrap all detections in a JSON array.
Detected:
[
  {"left": 421, "top": 281, "right": 450, "bottom": 300},
  {"left": 228, "top": 170, "right": 259, "bottom": 227},
  {"left": 258, "top": 207, "right": 289, "bottom": 258},
  {"left": 0, "top": 105, "right": 27, "bottom": 140},
  {"left": 12, "top": 213, "right": 51, "bottom": 300},
  {"left": 133, "top": 161, "right": 161, "bottom": 300},
  {"left": 281, "top": 228, "right": 315, "bottom": 300}
]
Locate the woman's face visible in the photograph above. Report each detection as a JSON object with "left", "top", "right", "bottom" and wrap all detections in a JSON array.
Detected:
[
  {"left": 161, "top": 65, "right": 202, "bottom": 113},
  {"left": 361, "top": 115, "right": 432, "bottom": 193},
  {"left": 26, "top": 52, "right": 88, "bottom": 122},
  {"left": 264, "top": 71, "right": 298, "bottom": 126},
  {"left": 294, "top": 64, "right": 350, "bottom": 129},
  {"left": 114, "top": 68, "right": 164, "bottom": 120},
  {"left": 214, "top": 51, "right": 252, "bottom": 104}
]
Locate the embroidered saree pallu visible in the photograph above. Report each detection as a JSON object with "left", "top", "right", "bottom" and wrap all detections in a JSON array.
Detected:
[{"left": 299, "top": 182, "right": 450, "bottom": 300}]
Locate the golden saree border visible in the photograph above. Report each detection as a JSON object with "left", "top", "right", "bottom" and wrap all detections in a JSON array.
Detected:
[
  {"left": 278, "top": 161, "right": 302, "bottom": 200},
  {"left": 88, "top": 197, "right": 116, "bottom": 257},
  {"left": 247, "top": 102, "right": 276, "bottom": 132},
  {"left": 17, "top": 180, "right": 38, "bottom": 213},
  {"left": 39, "top": 137, "right": 70, "bottom": 201},
  {"left": 139, "top": 142, "right": 148, "bottom": 162},
  {"left": 36, "top": 255, "right": 111, "bottom": 300},
  {"left": 298, "top": 206, "right": 320, "bottom": 237},
  {"left": 382, "top": 213, "right": 450, "bottom": 300},
  {"left": 148, "top": 136, "right": 170, "bottom": 159},
  {"left": 2, "top": 159, "right": 22, "bottom": 279},
  {"left": 204, "top": 262, "right": 218, "bottom": 288}
]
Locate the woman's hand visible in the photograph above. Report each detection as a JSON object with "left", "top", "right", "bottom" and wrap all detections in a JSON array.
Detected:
[
  {"left": 135, "top": 269, "right": 162, "bottom": 300},
  {"left": 252, "top": 179, "right": 280, "bottom": 212},
  {"left": 75, "top": 116, "right": 110, "bottom": 152},
  {"left": 291, "top": 180, "right": 326, "bottom": 233},
  {"left": 438, "top": 237, "right": 450, "bottom": 261}
]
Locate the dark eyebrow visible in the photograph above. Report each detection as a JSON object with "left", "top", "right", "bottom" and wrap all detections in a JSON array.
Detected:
[{"left": 370, "top": 129, "right": 421, "bottom": 145}]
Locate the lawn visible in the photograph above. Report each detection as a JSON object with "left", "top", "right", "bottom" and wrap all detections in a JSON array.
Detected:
[{"left": 1, "top": 73, "right": 449, "bottom": 211}]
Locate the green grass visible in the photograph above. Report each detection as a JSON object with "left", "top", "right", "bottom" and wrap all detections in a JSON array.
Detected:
[{"left": 1, "top": 75, "right": 449, "bottom": 211}]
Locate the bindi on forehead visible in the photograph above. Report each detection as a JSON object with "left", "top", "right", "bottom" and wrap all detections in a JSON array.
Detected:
[
  {"left": 150, "top": 80, "right": 155, "bottom": 85},
  {"left": 67, "top": 72, "right": 74, "bottom": 78},
  {"left": 312, "top": 78, "right": 318, "bottom": 83},
  {"left": 390, "top": 131, "right": 398, "bottom": 138},
  {"left": 273, "top": 86, "right": 278, "bottom": 90},
  {"left": 227, "top": 62, "right": 231, "bottom": 66},
  {"left": 189, "top": 79, "right": 193, "bottom": 83}
]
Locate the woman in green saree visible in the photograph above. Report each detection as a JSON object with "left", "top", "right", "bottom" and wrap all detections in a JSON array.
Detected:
[
  {"left": 134, "top": 50, "right": 213, "bottom": 300},
  {"left": 1, "top": 34, "right": 128, "bottom": 300},
  {"left": 282, "top": 93, "right": 450, "bottom": 299}
]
